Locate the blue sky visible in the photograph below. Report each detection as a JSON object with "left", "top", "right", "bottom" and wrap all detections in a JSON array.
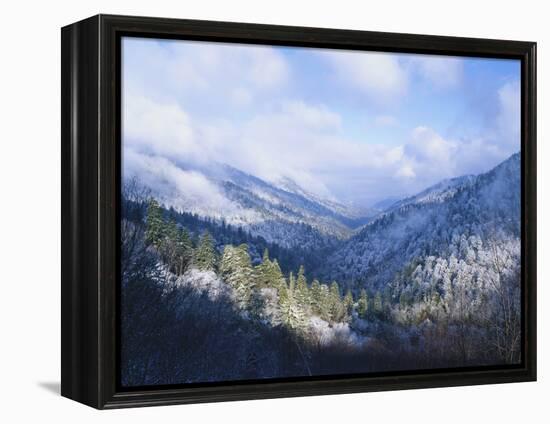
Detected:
[{"left": 122, "top": 36, "right": 520, "bottom": 208}]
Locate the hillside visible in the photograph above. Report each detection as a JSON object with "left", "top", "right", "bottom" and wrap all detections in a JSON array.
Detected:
[{"left": 321, "top": 153, "right": 520, "bottom": 291}]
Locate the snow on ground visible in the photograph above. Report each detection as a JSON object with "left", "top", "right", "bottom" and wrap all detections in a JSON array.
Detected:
[
  {"left": 308, "top": 316, "right": 369, "bottom": 348},
  {"left": 174, "top": 268, "right": 231, "bottom": 301}
]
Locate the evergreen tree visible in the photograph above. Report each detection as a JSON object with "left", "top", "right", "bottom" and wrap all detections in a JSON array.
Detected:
[
  {"left": 145, "top": 198, "right": 164, "bottom": 248},
  {"left": 279, "top": 272, "right": 307, "bottom": 332},
  {"left": 270, "top": 259, "right": 286, "bottom": 291},
  {"left": 254, "top": 248, "right": 273, "bottom": 289},
  {"left": 318, "top": 283, "right": 331, "bottom": 321},
  {"left": 399, "top": 290, "right": 413, "bottom": 309},
  {"left": 287, "top": 271, "right": 296, "bottom": 299},
  {"left": 175, "top": 227, "right": 193, "bottom": 275},
  {"left": 162, "top": 219, "right": 179, "bottom": 268},
  {"left": 295, "top": 265, "right": 310, "bottom": 309},
  {"left": 194, "top": 231, "right": 217, "bottom": 271},
  {"left": 309, "top": 279, "right": 322, "bottom": 313},
  {"left": 329, "top": 281, "right": 345, "bottom": 322},
  {"left": 220, "top": 244, "right": 254, "bottom": 309},
  {"left": 343, "top": 289, "right": 354, "bottom": 319},
  {"left": 373, "top": 290, "right": 384, "bottom": 316},
  {"left": 357, "top": 289, "right": 369, "bottom": 318}
]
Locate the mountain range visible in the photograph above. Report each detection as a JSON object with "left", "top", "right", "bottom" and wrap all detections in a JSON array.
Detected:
[
  {"left": 321, "top": 152, "right": 520, "bottom": 290},
  {"left": 138, "top": 152, "right": 520, "bottom": 289}
]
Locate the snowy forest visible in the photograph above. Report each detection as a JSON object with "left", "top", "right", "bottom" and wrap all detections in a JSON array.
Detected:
[{"left": 120, "top": 153, "right": 522, "bottom": 387}]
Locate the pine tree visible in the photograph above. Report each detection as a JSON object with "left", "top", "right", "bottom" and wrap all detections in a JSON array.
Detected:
[
  {"left": 145, "top": 198, "right": 164, "bottom": 248},
  {"left": 357, "top": 289, "right": 369, "bottom": 318},
  {"left": 343, "top": 289, "right": 354, "bottom": 320},
  {"left": 254, "top": 248, "right": 272, "bottom": 289},
  {"left": 318, "top": 283, "right": 331, "bottom": 321},
  {"left": 194, "top": 231, "right": 217, "bottom": 271},
  {"left": 175, "top": 227, "right": 193, "bottom": 275},
  {"left": 162, "top": 219, "right": 179, "bottom": 269},
  {"left": 220, "top": 244, "right": 254, "bottom": 309},
  {"left": 270, "top": 259, "right": 286, "bottom": 291},
  {"left": 373, "top": 290, "right": 384, "bottom": 316},
  {"left": 279, "top": 272, "right": 307, "bottom": 332},
  {"left": 399, "top": 290, "right": 413, "bottom": 309},
  {"left": 295, "top": 265, "right": 310, "bottom": 309},
  {"left": 309, "top": 279, "right": 322, "bottom": 314},
  {"left": 329, "top": 281, "right": 345, "bottom": 322}
]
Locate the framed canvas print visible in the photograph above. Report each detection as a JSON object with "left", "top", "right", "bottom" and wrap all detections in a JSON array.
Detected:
[{"left": 61, "top": 14, "right": 536, "bottom": 409}]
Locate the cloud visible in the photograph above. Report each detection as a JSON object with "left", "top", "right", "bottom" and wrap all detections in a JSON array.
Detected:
[
  {"left": 395, "top": 164, "right": 416, "bottom": 179},
  {"left": 123, "top": 89, "right": 517, "bottom": 208},
  {"left": 406, "top": 126, "right": 457, "bottom": 167},
  {"left": 409, "top": 55, "right": 464, "bottom": 88},
  {"left": 495, "top": 80, "right": 521, "bottom": 146},
  {"left": 374, "top": 115, "right": 398, "bottom": 127},
  {"left": 215, "top": 101, "right": 408, "bottom": 198},
  {"left": 390, "top": 126, "right": 459, "bottom": 190},
  {"left": 321, "top": 50, "right": 408, "bottom": 103},
  {"left": 124, "top": 148, "right": 258, "bottom": 222},
  {"left": 123, "top": 37, "right": 290, "bottom": 113},
  {"left": 123, "top": 93, "right": 199, "bottom": 162},
  {"left": 122, "top": 37, "right": 520, "bottom": 208},
  {"left": 282, "top": 100, "right": 342, "bottom": 130},
  {"left": 321, "top": 51, "right": 464, "bottom": 107}
]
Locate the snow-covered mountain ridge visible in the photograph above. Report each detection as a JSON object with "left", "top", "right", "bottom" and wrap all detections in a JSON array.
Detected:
[
  {"left": 321, "top": 152, "right": 520, "bottom": 290},
  {"left": 142, "top": 159, "right": 374, "bottom": 248}
]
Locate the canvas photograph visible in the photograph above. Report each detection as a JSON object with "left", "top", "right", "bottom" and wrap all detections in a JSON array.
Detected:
[{"left": 120, "top": 36, "right": 522, "bottom": 388}]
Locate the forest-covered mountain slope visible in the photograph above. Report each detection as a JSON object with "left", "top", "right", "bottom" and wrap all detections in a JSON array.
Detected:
[
  {"left": 321, "top": 153, "right": 520, "bottom": 291},
  {"left": 141, "top": 159, "right": 374, "bottom": 247}
]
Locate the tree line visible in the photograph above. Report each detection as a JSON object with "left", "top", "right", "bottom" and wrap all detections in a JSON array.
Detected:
[{"left": 143, "top": 198, "right": 382, "bottom": 333}]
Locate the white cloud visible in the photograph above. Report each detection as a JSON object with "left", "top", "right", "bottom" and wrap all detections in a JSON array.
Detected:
[
  {"left": 123, "top": 93, "right": 199, "bottom": 162},
  {"left": 388, "top": 126, "right": 459, "bottom": 188},
  {"left": 122, "top": 37, "right": 520, "bottom": 208},
  {"left": 320, "top": 51, "right": 464, "bottom": 108},
  {"left": 495, "top": 80, "right": 521, "bottom": 146},
  {"left": 322, "top": 50, "right": 408, "bottom": 102},
  {"left": 123, "top": 37, "right": 290, "bottom": 111},
  {"left": 406, "top": 126, "right": 457, "bottom": 166},
  {"left": 374, "top": 115, "right": 398, "bottom": 127},
  {"left": 124, "top": 148, "right": 255, "bottom": 221},
  {"left": 395, "top": 164, "right": 416, "bottom": 179},
  {"left": 124, "top": 84, "right": 517, "bottom": 207},
  {"left": 409, "top": 55, "right": 464, "bottom": 88},
  {"left": 282, "top": 100, "right": 342, "bottom": 130}
]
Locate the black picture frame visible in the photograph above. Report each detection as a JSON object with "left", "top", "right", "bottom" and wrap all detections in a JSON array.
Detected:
[{"left": 61, "top": 14, "right": 537, "bottom": 409}]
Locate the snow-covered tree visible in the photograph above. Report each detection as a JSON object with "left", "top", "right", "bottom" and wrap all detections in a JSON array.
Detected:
[
  {"left": 279, "top": 272, "right": 308, "bottom": 332},
  {"left": 254, "top": 248, "right": 273, "bottom": 289},
  {"left": 373, "top": 291, "right": 383, "bottom": 316},
  {"left": 194, "top": 231, "right": 217, "bottom": 271},
  {"left": 357, "top": 289, "right": 368, "bottom": 318},
  {"left": 343, "top": 290, "right": 354, "bottom": 319},
  {"left": 145, "top": 198, "right": 164, "bottom": 248},
  {"left": 309, "top": 279, "right": 322, "bottom": 313},
  {"left": 295, "top": 265, "right": 310, "bottom": 309},
  {"left": 220, "top": 244, "right": 255, "bottom": 309},
  {"left": 175, "top": 227, "right": 193, "bottom": 275},
  {"left": 329, "top": 281, "right": 345, "bottom": 322}
]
